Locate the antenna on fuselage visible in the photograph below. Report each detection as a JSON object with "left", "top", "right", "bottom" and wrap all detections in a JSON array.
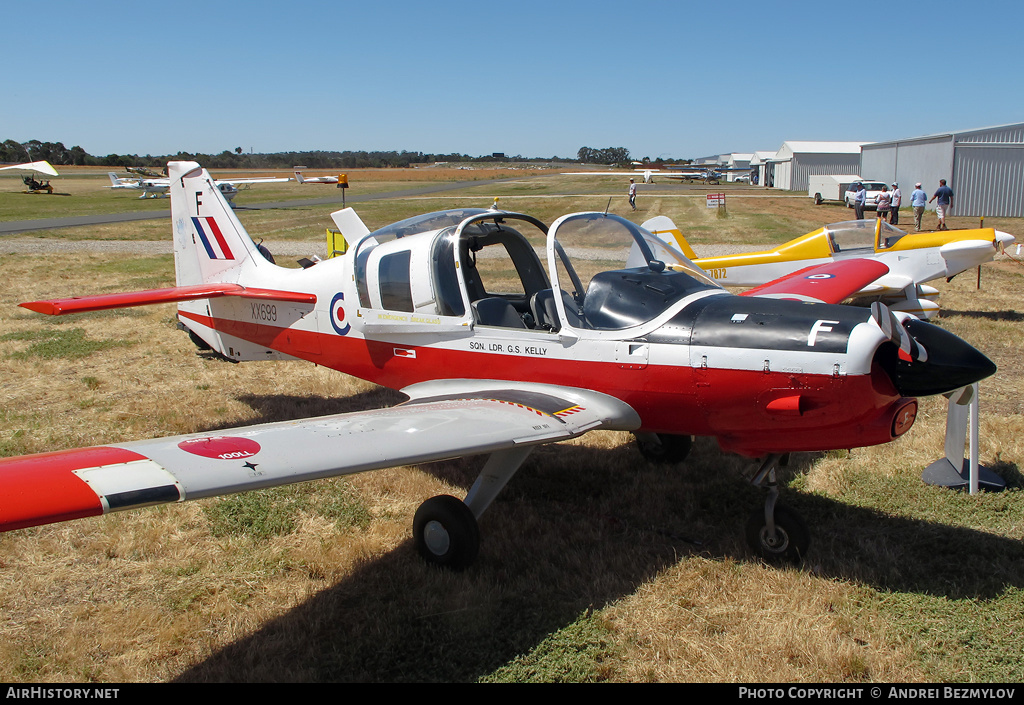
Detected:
[{"left": 604, "top": 197, "right": 611, "bottom": 215}]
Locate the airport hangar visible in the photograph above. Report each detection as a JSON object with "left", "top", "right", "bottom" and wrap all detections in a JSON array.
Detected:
[
  {"left": 861, "top": 121, "right": 1024, "bottom": 217},
  {"left": 754, "top": 141, "right": 865, "bottom": 192},
  {"left": 690, "top": 152, "right": 753, "bottom": 182}
]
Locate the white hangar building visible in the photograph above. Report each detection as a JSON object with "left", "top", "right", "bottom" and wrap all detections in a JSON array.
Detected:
[
  {"left": 749, "top": 150, "right": 777, "bottom": 186},
  {"left": 763, "top": 141, "right": 864, "bottom": 191},
  {"left": 691, "top": 152, "right": 755, "bottom": 182},
  {"left": 860, "top": 122, "right": 1024, "bottom": 217}
]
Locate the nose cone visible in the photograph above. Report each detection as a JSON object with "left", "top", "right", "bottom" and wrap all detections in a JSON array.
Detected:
[
  {"left": 883, "top": 319, "right": 996, "bottom": 397},
  {"left": 996, "top": 230, "right": 1016, "bottom": 247}
]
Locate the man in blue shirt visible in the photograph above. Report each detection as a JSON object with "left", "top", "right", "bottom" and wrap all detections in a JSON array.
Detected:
[
  {"left": 910, "top": 183, "right": 928, "bottom": 231},
  {"left": 929, "top": 179, "right": 954, "bottom": 230},
  {"left": 854, "top": 182, "right": 866, "bottom": 219}
]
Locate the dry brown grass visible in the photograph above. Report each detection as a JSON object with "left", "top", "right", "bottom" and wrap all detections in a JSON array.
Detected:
[{"left": 0, "top": 176, "right": 1022, "bottom": 682}]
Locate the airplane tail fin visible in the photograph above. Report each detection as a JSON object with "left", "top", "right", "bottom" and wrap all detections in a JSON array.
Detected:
[
  {"left": 293, "top": 170, "right": 305, "bottom": 183},
  {"left": 108, "top": 172, "right": 122, "bottom": 186},
  {"left": 169, "top": 161, "right": 264, "bottom": 286},
  {"left": 640, "top": 216, "right": 699, "bottom": 260}
]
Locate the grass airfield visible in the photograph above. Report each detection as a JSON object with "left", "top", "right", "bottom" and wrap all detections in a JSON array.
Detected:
[{"left": 0, "top": 169, "right": 1023, "bottom": 682}]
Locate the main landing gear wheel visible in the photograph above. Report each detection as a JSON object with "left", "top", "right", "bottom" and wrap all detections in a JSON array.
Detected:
[
  {"left": 635, "top": 433, "right": 692, "bottom": 464},
  {"left": 413, "top": 495, "right": 480, "bottom": 570},
  {"left": 745, "top": 504, "right": 809, "bottom": 564}
]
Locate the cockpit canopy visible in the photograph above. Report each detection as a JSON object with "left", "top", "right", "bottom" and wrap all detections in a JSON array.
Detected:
[
  {"left": 349, "top": 208, "right": 721, "bottom": 335},
  {"left": 826, "top": 219, "right": 907, "bottom": 251}
]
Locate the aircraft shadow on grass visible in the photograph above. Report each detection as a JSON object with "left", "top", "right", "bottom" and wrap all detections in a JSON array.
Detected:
[
  {"left": 941, "top": 309, "right": 1024, "bottom": 323},
  {"left": 170, "top": 415, "right": 1024, "bottom": 683}
]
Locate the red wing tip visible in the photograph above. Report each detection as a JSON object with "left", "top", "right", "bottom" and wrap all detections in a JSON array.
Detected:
[{"left": 19, "top": 301, "right": 60, "bottom": 315}]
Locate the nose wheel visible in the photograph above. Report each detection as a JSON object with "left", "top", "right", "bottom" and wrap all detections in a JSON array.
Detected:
[
  {"left": 746, "top": 454, "right": 809, "bottom": 563},
  {"left": 634, "top": 433, "right": 693, "bottom": 464},
  {"left": 746, "top": 504, "right": 809, "bottom": 563}
]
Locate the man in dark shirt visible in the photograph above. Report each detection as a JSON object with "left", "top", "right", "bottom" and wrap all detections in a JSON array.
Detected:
[{"left": 929, "top": 179, "right": 954, "bottom": 230}]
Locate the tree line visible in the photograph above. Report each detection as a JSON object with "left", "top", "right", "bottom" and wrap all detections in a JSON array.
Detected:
[{"left": 3, "top": 139, "right": 664, "bottom": 169}]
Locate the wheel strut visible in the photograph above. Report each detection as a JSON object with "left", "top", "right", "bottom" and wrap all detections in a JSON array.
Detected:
[{"left": 746, "top": 453, "right": 809, "bottom": 563}]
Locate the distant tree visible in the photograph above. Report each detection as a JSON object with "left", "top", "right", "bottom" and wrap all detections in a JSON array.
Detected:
[{"left": 576, "top": 146, "right": 631, "bottom": 166}]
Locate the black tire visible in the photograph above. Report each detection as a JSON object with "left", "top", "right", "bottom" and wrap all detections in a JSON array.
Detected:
[
  {"left": 745, "top": 504, "right": 809, "bottom": 564},
  {"left": 187, "top": 329, "right": 213, "bottom": 351},
  {"left": 413, "top": 495, "right": 480, "bottom": 570},
  {"left": 635, "top": 433, "right": 692, "bottom": 464}
]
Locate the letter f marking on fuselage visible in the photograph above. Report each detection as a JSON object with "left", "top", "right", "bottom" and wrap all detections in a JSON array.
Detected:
[{"left": 808, "top": 320, "right": 840, "bottom": 346}]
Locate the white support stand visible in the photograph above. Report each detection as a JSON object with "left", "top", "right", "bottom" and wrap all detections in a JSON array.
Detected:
[{"left": 922, "top": 383, "right": 1004, "bottom": 493}]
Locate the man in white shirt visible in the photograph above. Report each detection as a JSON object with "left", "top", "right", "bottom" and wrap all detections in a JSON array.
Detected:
[{"left": 889, "top": 183, "right": 902, "bottom": 225}]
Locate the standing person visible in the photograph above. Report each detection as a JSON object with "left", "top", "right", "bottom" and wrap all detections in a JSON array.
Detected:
[
  {"left": 628, "top": 178, "right": 637, "bottom": 211},
  {"left": 854, "top": 182, "right": 866, "bottom": 219},
  {"left": 929, "top": 179, "right": 954, "bottom": 230},
  {"left": 875, "top": 185, "right": 891, "bottom": 221},
  {"left": 910, "top": 182, "right": 927, "bottom": 231},
  {"left": 889, "top": 182, "right": 901, "bottom": 225}
]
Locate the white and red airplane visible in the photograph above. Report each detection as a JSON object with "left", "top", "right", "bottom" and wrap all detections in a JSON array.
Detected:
[
  {"left": 293, "top": 169, "right": 342, "bottom": 184},
  {"left": 1, "top": 161, "right": 996, "bottom": 567}
]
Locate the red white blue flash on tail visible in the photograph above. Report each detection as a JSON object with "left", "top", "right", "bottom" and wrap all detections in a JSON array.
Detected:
[{"left": 192, "top": 216, "right": 235, "bottom": 260}]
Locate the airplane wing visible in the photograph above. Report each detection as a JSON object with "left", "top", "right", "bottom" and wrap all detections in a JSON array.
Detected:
[
  {"left": 216, "top": 177, "right": 292, "bottom": 185},
  {"left": 740, "top": 259, "right": 890, "bottom": 303},
  {"left": 0, "top": 161, "right": 59, "bottom": 176},
  {"left": 20, "top": 283, "right": 317, "bottom": 315},
  {"left": 0, "top": 382, "right": 639, "bottom": 532}
]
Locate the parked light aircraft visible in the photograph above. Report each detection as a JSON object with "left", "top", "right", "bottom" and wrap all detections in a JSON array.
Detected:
[
  {"left": 641, "top": 216, "right": 1015, "bottom": 319},
  {"left": 564, "top": 166, "right": 740, "bottom": 185},
  {"left": 0, "top": 161, "right": 59, "bottom": 193},
  {"left": 125, "top": 166, "right": 166, "bottom": 178},
  {"left": 294, "top": 170, "right": 341, "bottom": 184},
  {"left": 562, "top": 169, "right": 657, "bottom": 183},
  {"left": 107, "top": 171, "right": 291, "bottom": 201},
  {"left": 1, "top": 162, "right": 996, "bottom": 568}
]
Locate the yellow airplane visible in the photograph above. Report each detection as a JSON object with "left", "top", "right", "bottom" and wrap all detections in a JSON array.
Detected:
[{"left": 641, "top": 216, "right": 1015, "bottom": 319}]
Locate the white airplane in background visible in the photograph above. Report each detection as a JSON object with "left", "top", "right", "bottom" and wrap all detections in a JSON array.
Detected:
[
  {"left": 563, "top": 166, "right": 745, "bottom": 185},
  {"left": 294, "top": 169, "right": 342, "bottom": 184},
  {"left": 107, "top": 171, "right": 291, "bottom": 202},
  {"left": 562, "top": 169, "right": 657, "bottom": 183},
  {"left": 108, "top": 172, "right": 170, "bottom": 198}
]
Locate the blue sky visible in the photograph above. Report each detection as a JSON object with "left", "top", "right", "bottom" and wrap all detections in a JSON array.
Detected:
[{"left": 4, "top": 0, "right": 1022, "bottom": 161}]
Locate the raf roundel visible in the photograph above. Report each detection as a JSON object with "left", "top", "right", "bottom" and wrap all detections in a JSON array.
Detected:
[
  {"left": 178, "top": 436, "right": 261, "bottom": 461},
  {"left": 805, "top": 273, "right": 836, "bottom": 280},
  {"left": 330, "top": 292, "right": 351, "bottom": 336}
]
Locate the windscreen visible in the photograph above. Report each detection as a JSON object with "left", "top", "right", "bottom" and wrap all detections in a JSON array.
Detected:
[{"left": 550, "top": 213, "right": 719, "bottom": 331}]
